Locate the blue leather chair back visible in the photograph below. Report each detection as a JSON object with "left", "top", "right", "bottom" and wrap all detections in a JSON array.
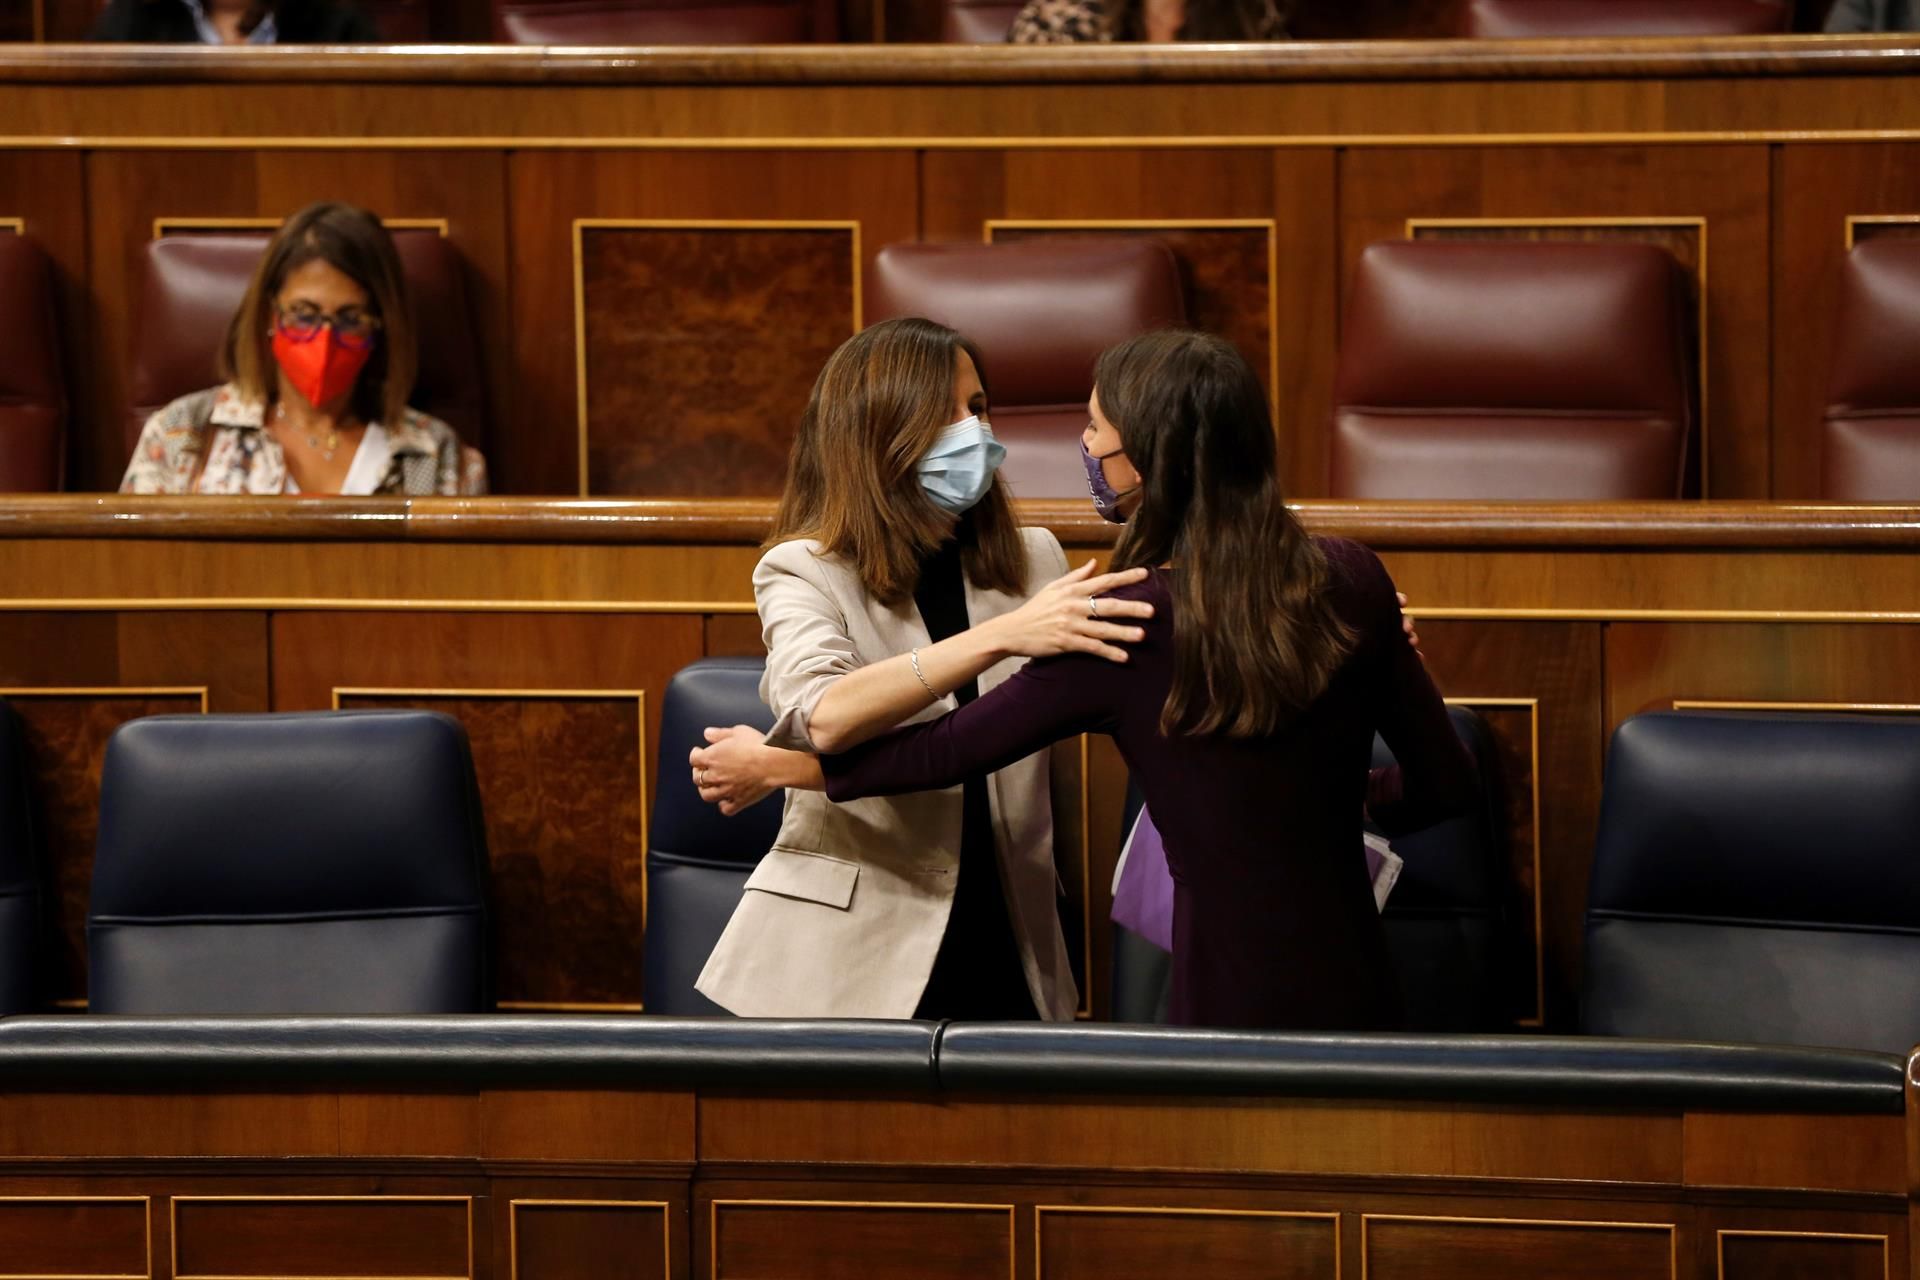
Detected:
[
  {"left": 1584, "top": 711, "right": 1920, "bottom": 1054},
  {"left": 1112, "top": 706, "right": 1509, "bottom": 1030},
  {"left": 89, "top": 711, "right": 490, "bottom": 1015},
  {"left": 0, "top": 702, "right": 40, "bottom": 1014},
  {"left": 645, "top": 657, "right": 784, "bottom": 1015}
]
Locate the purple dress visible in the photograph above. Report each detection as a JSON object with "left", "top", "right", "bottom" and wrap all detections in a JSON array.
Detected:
[{"left": 821, "top": 537, "right": 1477, "bottom": 1031}]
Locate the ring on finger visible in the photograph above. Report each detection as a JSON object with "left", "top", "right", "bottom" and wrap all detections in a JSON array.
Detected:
[
  {"left": 1087, "top": 596, "right": 1101, "bottom": 619},
  {"left": 698, "top": 767, "right": 709, "bottom": 786}
]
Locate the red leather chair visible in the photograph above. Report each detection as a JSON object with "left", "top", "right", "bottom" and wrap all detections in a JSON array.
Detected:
[
  {"left": 868, "top": 238, "right": 1187, "bottom": 498},
  {"left": 493, "top": 0, "right": 835, "bottom": 42},
  {"left": 1822, "top": 238, "right": 1920, "bottom": 501},
  {"left": 943, "top": 0, "right": 1021, "bottom": 40},
  {"left": 1463, "top": 0, "right": 1789, "bottom": 36},
  {"left": 127, "top": 231, "right": 487, "bottom": 457},
  {"left": 1331, "top": 240, "right": 1693, "bottom": 500},
  {"left": 0, "top": 235, "right": 66, "bottom": 492}
]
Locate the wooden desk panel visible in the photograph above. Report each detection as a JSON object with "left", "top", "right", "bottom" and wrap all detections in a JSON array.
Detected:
[
  {"left": 0, "top": 497, "right": 1912, "bottom": 1022},
  {"left": 4, "top": 42, "right": 1920, "bottom": 493}
]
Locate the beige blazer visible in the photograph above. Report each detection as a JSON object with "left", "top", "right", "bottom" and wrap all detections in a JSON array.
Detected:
[{"left": 695, "top": 527, "right": 1078, "bottom": 1021}]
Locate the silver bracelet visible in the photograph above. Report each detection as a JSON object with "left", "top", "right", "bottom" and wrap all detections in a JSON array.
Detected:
[{"left": 909, "top": 647, "right": 940, "bottom": 700}]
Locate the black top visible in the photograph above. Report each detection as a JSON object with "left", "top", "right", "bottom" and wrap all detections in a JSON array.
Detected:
[
  {"left": 90, "top": 0, "right": 381, "bottom": 42},
  {"left": 909, "top": 537, "right": 1038, "bottom": 1021}
]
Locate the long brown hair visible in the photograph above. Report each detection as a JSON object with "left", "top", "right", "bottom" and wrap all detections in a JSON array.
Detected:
[
  {"left": 769, "top": 317, "right": 1029, "bottom": 605},
  {"left": 1099, "top": 330, "right": 1351, "bottom": 738},
  {"left": 1103, "top": 0, "right": 1289, "bottom": 40},
  {"left": 220, "top": 201, "right": 417, "bottom": 431}
]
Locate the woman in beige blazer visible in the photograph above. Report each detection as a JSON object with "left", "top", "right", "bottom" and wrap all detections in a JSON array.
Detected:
[{"left": 694, "top": 318, "right": 1154, "bottom": 1021}]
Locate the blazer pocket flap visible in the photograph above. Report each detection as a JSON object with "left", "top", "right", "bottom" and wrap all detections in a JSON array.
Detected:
[{"left": 745, "top": 848, "right": 859, "bottom": 910}]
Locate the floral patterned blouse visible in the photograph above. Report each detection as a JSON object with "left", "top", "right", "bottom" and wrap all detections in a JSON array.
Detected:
[
  {"left": 119, "top": 384, "right": 488, "bottom": 496},
  {"left": 1008, "top": 0, "right": 1287, "bottom": 42}
]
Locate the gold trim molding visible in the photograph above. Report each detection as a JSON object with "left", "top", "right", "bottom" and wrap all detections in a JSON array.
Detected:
[
  {"left": 1035, "top": 1205, "right": 1341, "bottom": 1280},
  {"left": 152, "top": 216, "right": 450, "bottom": 239},
  {"left": 570, "top": 218, "right": 864, "bottom": 498},
  {"left": 1360, "top": 1213, "right": 1677, "bottom": 1280},
  {"left": 168, "top": 1195, "right": 475, "bottom": 1280},
  {"left": 708, "top": 1200, "right": 1016, "bottom": 1280},
  {"left": 0, "top": 217, "right": 22, "bottom": 234},
  {"left": 1673, "top": 699, "right": 1920, "bottom": 714},
  {"left": 0, "top": 1195, "right": 152, "bottom": 1280},
  {"left": 1845, "top": 214, "right": 1920, "bottom": 249},
  {"left": 1715, "top": 1229, "right": 1890, "bottom": 1280},
  {"left": 0, "top": 685, "right": 210, "bottom": 712},
  {"left": 509, "top": 1199, "right": 671, "bottom": 1280}
]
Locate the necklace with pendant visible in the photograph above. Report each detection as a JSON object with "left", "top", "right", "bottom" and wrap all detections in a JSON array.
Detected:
[{"left": 274, "top": 403, "right": 340, "bottom": 461}]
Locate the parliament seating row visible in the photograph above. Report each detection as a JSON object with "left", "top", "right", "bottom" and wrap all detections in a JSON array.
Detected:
[{"left": 11, "top": 230, "right": 1920, "bottom": 500}]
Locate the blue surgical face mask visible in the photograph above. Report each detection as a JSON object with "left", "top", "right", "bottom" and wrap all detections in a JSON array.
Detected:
[{"left": 917, "top": 415, "right": 1006, "bottom": 514}]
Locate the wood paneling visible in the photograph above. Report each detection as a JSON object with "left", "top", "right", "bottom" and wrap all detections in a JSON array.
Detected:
[
  {"left": 507, "top": 151, "right": 918, "bottom": 496},
  {"left": 1340, "top": 146, "right": 1771, "bottom": 499},
  {"left": 480, "top": 1089, "right": 695, "bottom": 1163},
  {"left": 1036, "top": 1207, "right": 1338, "bottom": 1280},
  {"left": 1685, "top": 1112, "right": 1906, "bottom": 1195},
  {"left": 0, "top": 151, "right": 84, "bottom": 487},
  {"left": 512, "top": 1201, "right": 671, "bottom": 1280},
  {"left": 710, "top": 1201, "right": 1013, "bottom": 1280},
  {"left": 336, "top": 690, "right": 648, "bottom": 1007},
  {"left": 0, "top": 1197, "right": 148, "bottom": 1278},
  {"left": 1361, "top": 1215, "right": 1675, "bottom": 1280},
  {"left": 1718, "top": 1232, "right": 1886, "bottom": 1280},
  {"left": 578, "top": 223, "right": 857, "bottom": 497},
  {"left": 172, "top": 1196, "right": 470, "bottom": 1279},
  {"left": 1771, "top": 142, "right": 1920, "bottom": 499}
]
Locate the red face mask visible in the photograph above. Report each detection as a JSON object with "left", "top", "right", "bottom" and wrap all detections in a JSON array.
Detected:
[{"left": 271, "top": 321, "right": 374, "bottom": 411}]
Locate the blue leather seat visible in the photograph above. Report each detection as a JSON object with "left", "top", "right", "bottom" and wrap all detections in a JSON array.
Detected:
[
  {"left": 644, "top": 657, "right": 784, "bottom": 1015},
  {"left": 88, "top": 711, "right": 490, "bottom": 1015},
  {"left": 0, "top": 702, "right": 40, "bottom": 1014},
  {"left": 1112, "top": 706, "right": 1509, "bottom": 1029},
  {"left": 1584, "top": 711, "right": 1920, "bottom": 1054}
]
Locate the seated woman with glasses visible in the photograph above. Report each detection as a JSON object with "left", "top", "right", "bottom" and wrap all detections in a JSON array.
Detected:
[{"left": 121, "top": 201, "right": 486, "bottom": 496}]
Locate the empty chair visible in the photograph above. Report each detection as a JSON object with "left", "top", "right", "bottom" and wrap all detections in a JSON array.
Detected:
[
  {"left": 0, "top": 234, "right": 66, "bottom": 492},
  {"left": 88, "top": 711, "right": 490, "bottom": 1015},
  {"left": 869, "top": 238, "right": 1187, "bottom": 498},
  {"left": 1332, "top": 240, "right": 1693, "bottom": 499},
  {"left": 1822, "top": 237, "right": 1920, "bottom": 500},
  {"left": 944, "top": 0, "right": 1022, "bottom": 39},
  {"left": 1464, "top": 0, "right": 1789, "bottom": 36},
  {"left": 493, "top": 0, "right": 835, "bottom": 42},
  {"left": 127, "top": 230, "right": 488, "bottom": 456},
  {"left": 1584, "top": 711, "right": 1920, "bottom": 1054},
  {"left": 1112, "top": 706, "right": 1510, "bottom": 1030},
  {"left": 0, "top": 703, "right": 40, "bottom": 1015},
  {"left": 644, "top": 657, "right": 784, "bottom": 1015}
]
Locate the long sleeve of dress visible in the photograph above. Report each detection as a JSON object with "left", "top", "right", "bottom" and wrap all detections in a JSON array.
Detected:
[
  {"left": 1353, "top": 553, "right": 1479, "bottom": 836},
  {"left": 823, "top": 647, "right": 1123, "bottom": 802}
]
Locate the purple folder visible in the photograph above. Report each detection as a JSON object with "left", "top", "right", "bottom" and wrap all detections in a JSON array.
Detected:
[{"left": 1109, "top": 807, "right": 1401, "bottom": 952}]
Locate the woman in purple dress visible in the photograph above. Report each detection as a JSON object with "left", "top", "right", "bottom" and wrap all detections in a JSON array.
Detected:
[{"left": 695, "top": 330, "right": 1474, "bottom": 1030}]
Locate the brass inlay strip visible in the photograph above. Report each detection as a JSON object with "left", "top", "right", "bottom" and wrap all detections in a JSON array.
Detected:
[
  {"left": 508, "top": 1200, "right": 671, "bottom": 1280},
  {"left": 709, "top": 1201, "right": 1016, "bottom": 1280},
  {"left": 0, "top": 1195, "right": 153, "bottom": 1280},
  {"left": 168, "top": 1195, "right": 474, "bottom": 1280},
  {"left": 0, "top": 217, "right": 23, "bottom": 234},
  {"left": 571, "top": 218, "right": 863, "bottom": 497},
  {"left": 1715, "top": 1230, "right": 1889, "bottom": 1280},
  {"left": 1360, "top": 1213, "right": 1677, "bottom": 1280},
  {"left": 1035, "top": 1206, "right": 1341, "bottom": 1280},
  {"left": 1845, "top": 214, "right": 1920, "bottom": 249},
  {"left": 1674, "top": 700, "right": 1920, "bottom": 713},
  {"left": 0, "top": 685, "right": 210, "bottom": 712},
  {"left": 152, "top": 216, "right": 450, "bottom": 239}
]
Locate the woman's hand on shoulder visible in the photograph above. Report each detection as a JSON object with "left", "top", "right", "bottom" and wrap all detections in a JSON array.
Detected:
[
  {"left": 989, "top": 559, "right": 1153, "bottom": 664},
  {"left": 1396, "top": 592, "right": 1423, "bottom": 659}
]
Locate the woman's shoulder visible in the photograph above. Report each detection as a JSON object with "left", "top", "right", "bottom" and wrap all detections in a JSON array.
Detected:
[{"left": 1313, "top": 535, "right": 1397, "bottom": 619}]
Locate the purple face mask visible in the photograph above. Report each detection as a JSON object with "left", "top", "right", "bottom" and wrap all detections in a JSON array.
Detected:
[{"left": 1081, "top": 436, "right": 1138, "bottom": 524}]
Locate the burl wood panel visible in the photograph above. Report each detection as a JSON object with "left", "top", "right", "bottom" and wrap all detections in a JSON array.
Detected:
[
  {"left": 0, "top": 1197, "right": 148, "bottom": 1277},
  {"left": 4, "top": 690, "right": 205, "bottom": 1003},
  {"left": 80, "top": 149, "right": 510, "bottom": 492},
  {"left": 1718, "top": 1232, "right": 1886, "bottom": 1280},
  {"left": 923, "top": 149, "right": 1337, "bottom": 497},
  {"left": 1036, "top": 1207, "right": 1337, "bottom": 1280},
  {"left": 512, "top": 1201, "right": 670, "bottom": 1280},
  {"left": 508, "top": 151, "right": 918, "bottom": 496},
  {"left": 335, "top": 692, "right": 646, "bottom": 1007},
  {"left": 579, "top": 225, "right": 855, "bottom": 498},
  {"left": 172, "top": 1197, "right": 471, "bottom": 1278},
  {"left": 1340, "top": 145, "right": 1772, "bottom": 499},
  {"left": 710, "top": 1201, "right": 1012, "bottom": 1280},
  {"left": 1408, "top": 620, "right": 1603, "bottom": 1025},
  {"left": 1771, "top": 142, "right": 1920, "bottom": 499},
  {"left": 1361, "top": 1216, "right": 1675, "bottom": 1280}
]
